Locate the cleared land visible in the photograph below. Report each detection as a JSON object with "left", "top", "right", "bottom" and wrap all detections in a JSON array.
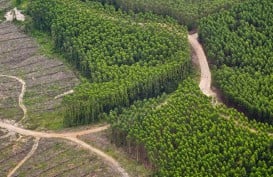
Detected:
[
  {"left": 0, "top": 22, "right": 80, "bottom": 129},
  {"left": 13, "top": 138, "right": 121, "bottom": 177}
]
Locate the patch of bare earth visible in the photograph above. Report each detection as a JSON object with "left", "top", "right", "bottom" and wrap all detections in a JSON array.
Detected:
[{"left": 0, "top": 22, "right": 80, "bottom": 128}]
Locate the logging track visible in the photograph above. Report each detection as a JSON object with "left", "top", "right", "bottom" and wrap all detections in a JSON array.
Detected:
[{"left": 0, "top": 75, "right": 128, "bottom": 177}]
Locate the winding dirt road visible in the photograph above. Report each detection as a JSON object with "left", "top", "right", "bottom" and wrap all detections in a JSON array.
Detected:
[
  {"left": 0, "top": 75, "right": 27, "bottom": 122},
  {"left": 189, "top": 33, "right": 273, "bottom": 137},
  {"left": 0, "top": 75, "right": 128, "bottom": 177}
]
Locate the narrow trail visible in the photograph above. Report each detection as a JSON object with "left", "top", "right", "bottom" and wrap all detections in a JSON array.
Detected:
[
  {"left": 0, "top": 75, "right": 128, "bottom": 176},
  {"left": 7, "top": 138, "right": 40, "bottom": 177},
  {"left": 54, "top": 90, "right": 74, "bottom": 99},
  {"left": 0, "top": 75, "right": 27, "bottom": 122},
  {"left": 189, "top": 33, "right": 273, "bottom": 137}
]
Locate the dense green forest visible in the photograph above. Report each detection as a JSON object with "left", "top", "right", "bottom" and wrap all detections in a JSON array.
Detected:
[
  {"left": 27, "top": 0, "right": 191, "bottom": 126},
  {"left": 109, "top": 78, "right": 273, "bottom": 176},
  {"left": 89, "top": 0, "right": 245, "bottom": 28},
  {"left": 199, "top": 0, "right": 273, "bottom": 124}
]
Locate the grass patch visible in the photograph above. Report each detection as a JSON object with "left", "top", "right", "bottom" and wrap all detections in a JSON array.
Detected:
[
  {"left": 0, "top": 107, "right": 22, "bottom": 120},
  {"left": 26, "top": 109, "right": 64, "bottom": 130},
  {"left": 28, "top": 30, "right": 83, "bottom": 80},
  {"left": 12, "top": 0, "right": 29, "bottom": 10},
  {"left": 0, "top": 10, "right": 5, "bottom": 22}
]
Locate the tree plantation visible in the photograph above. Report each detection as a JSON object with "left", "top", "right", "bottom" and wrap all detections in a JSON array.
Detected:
[
  {"left": 90, "top": 0, "right": 245, "bottom": 29},
  {"left": 109, "top": 79, "right": 273, "bottom": 176},
  {"left": 8, "top": 0, "right": 272, "bottom": 176},
  {"left": 28, "top": 0, "right": 191, "bottom": 126},
  {"left": 199, "top": 0, "right": 273, "bottom": 124}
]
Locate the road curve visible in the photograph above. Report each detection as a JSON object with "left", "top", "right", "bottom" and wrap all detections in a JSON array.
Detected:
[{"left": 188, "top": 33, "right": 273, "bottom": 137}]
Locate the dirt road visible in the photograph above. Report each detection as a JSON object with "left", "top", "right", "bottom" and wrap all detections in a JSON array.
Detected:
[
  {"left": 188, "top": 33, "right": 273, "bottom": 137},
  {"left": 0, "top": 74, "right": 128, "bottom": 176},
  {"left": 0, "top": 75, "right": 27, "bottom": 122},
  {"left": 0, "top": 120, "right": 109, "bottom": 138},
  {"left": 188, "top": 34, "right": 216, "bottom": 97}
]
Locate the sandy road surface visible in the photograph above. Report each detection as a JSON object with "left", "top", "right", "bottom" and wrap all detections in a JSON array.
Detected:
[{"left": 188, "top": 33, "right": 216, "bottom": 97}]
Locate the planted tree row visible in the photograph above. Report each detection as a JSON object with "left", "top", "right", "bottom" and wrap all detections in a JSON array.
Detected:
[
  {"left": 27, "top": 0, "right": 191, "bottom": 126},
  {"left": 199, "top": 0, "right": 273, "bottom": 124},
  {"left": 89, "top": 0, "right": 245, "bottom": 29},
  {"left": 108, "top": 78, "right": 273, "bottom": 176}
]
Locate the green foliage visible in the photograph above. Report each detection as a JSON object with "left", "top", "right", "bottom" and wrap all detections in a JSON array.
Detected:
[
  {"left": 89, "top": 0, "right": 245, "bottom": 29},
  {"left": 27, "top": 0, "right": 191, "bottom": 126},
  {"left": 199, "top": 0, "right": 273, "bottom": 124},
  {"left": 109, "top": 78, "right": 273, "bottom": 176}
]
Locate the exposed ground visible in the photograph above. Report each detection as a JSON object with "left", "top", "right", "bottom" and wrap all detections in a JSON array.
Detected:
[
  {"left": 0, "top": 22, "right": 80, "bottom": 129},
  {"left": 188, "top": 33, "right": 215, "bottom": 97}
]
